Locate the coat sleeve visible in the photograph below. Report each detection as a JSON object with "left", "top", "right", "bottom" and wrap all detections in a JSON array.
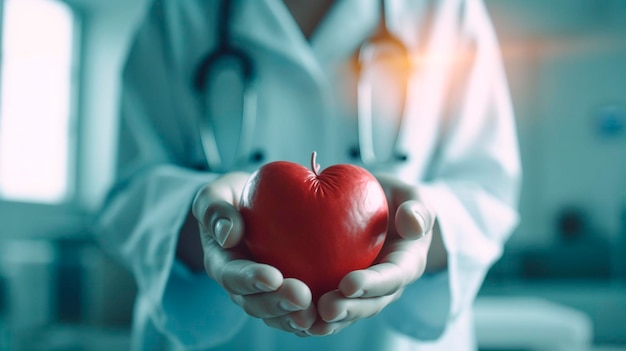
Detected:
[
  {"left": 94, "top": 1, "right": 247, "bottom": 349},
  {"left": 380, "top": 0, "right": 521, "bottom": 340}
]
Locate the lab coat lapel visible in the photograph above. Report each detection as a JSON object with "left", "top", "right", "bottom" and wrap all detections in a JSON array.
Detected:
[{"left": 229, "top": 0, "right": 382, "bottom": 80}]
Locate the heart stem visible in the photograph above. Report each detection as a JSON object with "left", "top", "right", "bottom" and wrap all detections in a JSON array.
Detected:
[{"left": 311, "top": 151, "right": 321, "bottom": 176}]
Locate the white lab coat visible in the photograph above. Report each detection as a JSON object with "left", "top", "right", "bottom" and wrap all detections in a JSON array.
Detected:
[{"left": 96, "top": 0, "right": 521, "bottom": 350}]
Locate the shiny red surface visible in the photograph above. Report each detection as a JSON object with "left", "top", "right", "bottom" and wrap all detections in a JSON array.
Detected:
[{"left": 240, "top": 159, "right": 388, "bottom": 301}]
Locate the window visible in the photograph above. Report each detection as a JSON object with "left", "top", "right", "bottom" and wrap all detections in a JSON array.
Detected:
[{"left": 0, "top": 0, "right": 78, "bottom": 203}]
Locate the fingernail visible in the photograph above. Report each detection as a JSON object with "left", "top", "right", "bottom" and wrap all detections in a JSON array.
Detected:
[
  {"left": 253, "top": 281, "right": 275, "bottom": 292},
  {"left": 279, "top": 300, "right": 303, "bottom": 312},
  {"left": 288, "top": 320, "right": 305, "bottom": 331},
  {"left": 326, "top": 310, "right": 347, "bottom": 323},
  {"left": 347, "top": 289, "right": 364, "bottom": 298},
  {"left": 323, "top": 328, "right": 337, "bottom": 336},
  {"left": 214, "top": 218, "right": 233, "bottom": 246},
  {"left": 412, "top": 210, "right": 428, "bottom": 237}
]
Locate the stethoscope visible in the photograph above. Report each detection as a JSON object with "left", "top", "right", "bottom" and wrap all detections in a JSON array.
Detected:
[{"left": 194, "top": 0, "right": 411, "bottom": 172}]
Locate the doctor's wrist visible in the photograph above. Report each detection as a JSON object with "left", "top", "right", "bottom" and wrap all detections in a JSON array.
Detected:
[
  {"left": 176, "top": 207, "right": 205, "bottom": 273},
  {"left": 424, "top": 221, "right": 447, "bottom": 273}
]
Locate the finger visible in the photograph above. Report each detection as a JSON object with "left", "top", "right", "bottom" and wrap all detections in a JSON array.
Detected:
[
  {"left": 232, "top": 278, "right": 312, "bottom": 319},
  {"left": 375, "top": 173, "right": 419, "bottom": 208},
  {"left": 263, "top": 304, "right": 317, "bottom": 332},
  {"left": 201, "top": 237, "right": 283, "bottom": 295},
  {"left": 338, "top": 232, "right": 430, "bottom": 299},
  {"left": 395, "top": 201, "right": 435, "bottom": 240},
  {"left": 316, "top": 290, "right": 400, "bottom": 325},
  {"left": 289, "top": 304, "right": 317, "bottom": 329},
  {"left": 217, "top": 259, "right": 283, "bottom": 296},
  {"left": 306, "top": 318, "right": 348, "bottom": 336},
  {"left": 338, "top": 263, "right": 405, "bottom": 298},
  {"left": 263, "top": 317, "right": 302, "bottom": 333}
]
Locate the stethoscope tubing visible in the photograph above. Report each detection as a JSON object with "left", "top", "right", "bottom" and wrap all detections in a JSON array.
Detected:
[{"left": 194, "top": 0, "right": 410, "bottom": 172}]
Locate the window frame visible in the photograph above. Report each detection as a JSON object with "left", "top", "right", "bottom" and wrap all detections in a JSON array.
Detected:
[{"left": 0, "top": 0, "right": 89, "bottom": 239}]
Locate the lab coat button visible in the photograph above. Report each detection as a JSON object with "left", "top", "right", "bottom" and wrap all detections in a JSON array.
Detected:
[
  {"left": 395, "top": 153, "right": 409, "bottom": 162},
  {"left": 250, "top": 150, "right": 265, "bottom": 163},
  {"left": 348, "top": 145, "right": 361, "bottom": 160}
]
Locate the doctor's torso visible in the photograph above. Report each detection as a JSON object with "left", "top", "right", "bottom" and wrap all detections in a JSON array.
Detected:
[
  {"left": 125, "top": 0, "right": 482, "bottom": 350},
  {"left": 141, "top": 0, "right": 466, "bottom": 182}
]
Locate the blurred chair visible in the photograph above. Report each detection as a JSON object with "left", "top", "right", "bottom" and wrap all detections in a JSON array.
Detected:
[{"left": 474, "top": 296, "right": 593, "bottom": 351}]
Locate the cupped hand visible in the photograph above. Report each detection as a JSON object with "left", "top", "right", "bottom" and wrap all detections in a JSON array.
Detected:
[
  {"left": 307, "top": 173, "right": 436, "bottom": 336},
  {"left": 192, "top": 172, "right": 317, "bottom": 334}
]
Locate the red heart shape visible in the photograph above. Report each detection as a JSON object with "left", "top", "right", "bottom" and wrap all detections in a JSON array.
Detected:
[{"left": 240, "top": 152, "right": 388, "bottom": 301}]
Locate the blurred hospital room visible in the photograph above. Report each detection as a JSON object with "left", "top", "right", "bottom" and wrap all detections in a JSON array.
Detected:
[{"left": 0, "top": 0, "right": 625, "bottom": 350}]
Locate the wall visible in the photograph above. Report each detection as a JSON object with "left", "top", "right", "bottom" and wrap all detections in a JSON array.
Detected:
[
  {"left": 0, "top": 0, "right": 146, "bottom": 240},
  {"left": 485, "top": 0, "right": 626, "bottom": 248},
  {"left": 75, "top": 0, "right": 147, "bottom": 211},
  {"left": 70, "top": 0, "right": 147, "bottom": 325}
]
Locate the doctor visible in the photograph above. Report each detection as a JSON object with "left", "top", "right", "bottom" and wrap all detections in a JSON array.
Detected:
[{"left": 97, "top": 0, "right": 521, "bottom": 350}]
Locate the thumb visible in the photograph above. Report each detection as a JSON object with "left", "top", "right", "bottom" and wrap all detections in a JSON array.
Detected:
[
  {"left": 192, "top": 174, "right": 249, "bottom": 249},
  {"left": 395, "top": 201, "right": 435, "bottom": 240},
  {"left": 199, "top": 200, "right": 245, "bottom": 249}
]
